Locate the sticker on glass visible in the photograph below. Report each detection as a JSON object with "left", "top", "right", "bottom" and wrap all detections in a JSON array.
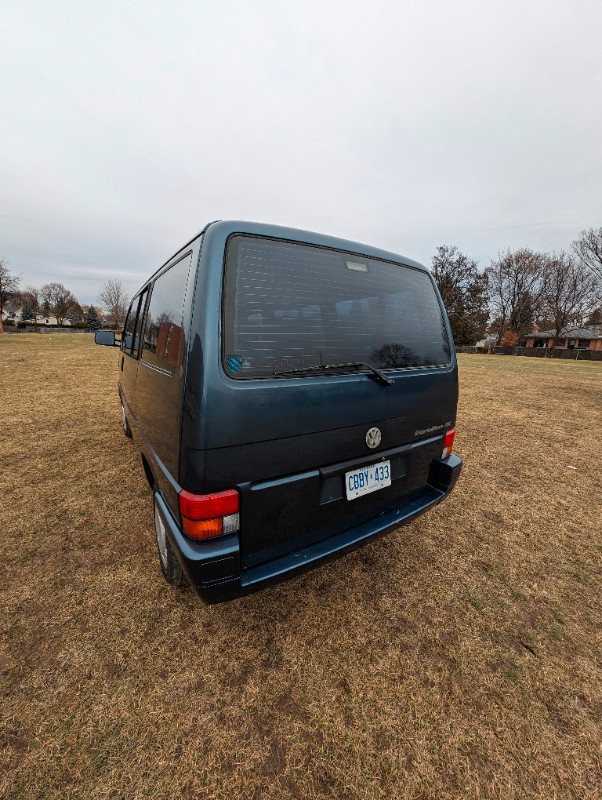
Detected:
[{"left": 226, "top": 355, "right": 243, "bottom": 373}]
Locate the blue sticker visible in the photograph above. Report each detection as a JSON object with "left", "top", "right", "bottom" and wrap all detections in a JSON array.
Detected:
[{"left": 227, "top": 355, "right": 243, "bottom": 373}]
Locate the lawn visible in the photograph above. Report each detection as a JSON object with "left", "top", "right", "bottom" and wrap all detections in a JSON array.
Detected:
[{"left": 1, "top": 334, "right": 601, "bottom": 799}]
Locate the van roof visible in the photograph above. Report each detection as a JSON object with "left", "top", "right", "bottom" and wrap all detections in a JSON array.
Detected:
[
  {"left": 196, "top": 219, "right": 428, "bottom": 272},
  {"left": 203, "top": 220, "right": 429, "bottom": 272},
  {"left": 135, "top": 220, "right": 430, "bottom": 298}
]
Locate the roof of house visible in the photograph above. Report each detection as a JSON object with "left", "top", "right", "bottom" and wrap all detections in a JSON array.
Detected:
[{"left": 530, "top": 325, "right": 602, "bottom": 339}]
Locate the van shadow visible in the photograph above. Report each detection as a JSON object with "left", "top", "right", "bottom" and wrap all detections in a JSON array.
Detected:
[{"left": 176, "top": 520, "right": 438, "bottom": 669}]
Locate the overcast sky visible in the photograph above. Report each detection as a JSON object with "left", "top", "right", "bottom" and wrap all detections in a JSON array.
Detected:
[{"left": 2, "top": 0, "right": 601, "bottom": 306}]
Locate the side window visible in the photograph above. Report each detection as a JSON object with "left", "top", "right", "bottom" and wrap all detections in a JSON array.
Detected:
[
  {"left": 121, "top": 290, "right": 149, "bottom": 357},
  {"left": 121, "top": 297, "right": 139, "bottom": 355},
  {"left": 141, "top": 253, "right": 192, "bottom": 372},
  {"left": 131, "top": 289, "right": 149, "bottom": 357}
]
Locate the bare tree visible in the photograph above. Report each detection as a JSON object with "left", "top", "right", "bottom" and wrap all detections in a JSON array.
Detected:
[
  {"left": 40, "top": 282, "right": 79, "bottom": 327},
  {"left": 0, "top": 259, "right": 21, "bottom": 329},
  {"left": 431, "top": 245, "right": 489, "bottom": 345},
  {"left": 19, "top": 285, "right": 42, "bottom": 326},
  {"left": 542, "top": 252, "right": 601, "bottom": 346},
  {"left": 485, "top": 248, "right": 546, "bottom": 343},
  {"left": 98, "top": 279, "right": 130, "bottom": 327},
  {"left": 572, "top": 227, "right": 602, "bottom": 282}
]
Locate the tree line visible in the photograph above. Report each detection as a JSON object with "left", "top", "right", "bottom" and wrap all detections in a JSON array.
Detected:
[
  {"left": 0, "top": 263, "right": 130, "bottom": 331},
  {"left": 429, "top": 227, "right": 602, "bottom": 346},
  {"left": 2, "top": 228, "right": 602, "bottom": 344}
]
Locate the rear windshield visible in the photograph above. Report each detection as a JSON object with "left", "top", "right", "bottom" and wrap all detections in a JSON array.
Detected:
[{"left": 223, "top": 235, "right": 451, "bottom": 379}]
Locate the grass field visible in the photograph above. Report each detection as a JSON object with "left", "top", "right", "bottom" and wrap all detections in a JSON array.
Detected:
[{"left": 1, "top": 334, "right": 601, "bottom": 799}]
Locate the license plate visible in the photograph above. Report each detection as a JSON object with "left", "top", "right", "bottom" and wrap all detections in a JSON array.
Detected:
[{"left": 345, "top": 460, "right": 391, "bottom": 500}]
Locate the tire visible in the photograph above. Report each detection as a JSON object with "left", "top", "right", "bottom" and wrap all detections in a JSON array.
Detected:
[
  {"left": 154, "top": 500, "right": 188, "bottom": 588},
  {"left": 121, "top": 401, "right": 133, "bottom": 438}
]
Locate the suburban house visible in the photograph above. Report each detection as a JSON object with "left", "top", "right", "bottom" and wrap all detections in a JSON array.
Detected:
[
  {"left": 525, "top": 325, "right": 602, "bottom": 350},
  {"left": 1, "top": 304, "right": 106, "bottom": 327},
  {"left": 1, "top": 302, "right": 22, "bottom": 324},
  {"left": 1, "top": 303, "right": 74, "bottom": 326},
  {"left": 475, "top": 334, "right": 498, "bottom": 349}
]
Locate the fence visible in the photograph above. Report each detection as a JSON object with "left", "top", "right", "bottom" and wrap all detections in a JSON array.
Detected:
[
  {"left": 456, "top": 345, "right": 602, "bottom": 361},
  {"left": 2, "top": 326, "right": 91, "bottom": 334}
]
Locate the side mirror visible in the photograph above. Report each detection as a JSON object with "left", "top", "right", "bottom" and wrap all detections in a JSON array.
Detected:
[{"left": 95, "top": 330, "right": 116, "bottom": 346}]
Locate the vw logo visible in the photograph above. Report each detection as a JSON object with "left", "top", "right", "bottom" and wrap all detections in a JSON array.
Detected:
[{"left": 365, "top": 427, "right": 382, "bottom": 449}]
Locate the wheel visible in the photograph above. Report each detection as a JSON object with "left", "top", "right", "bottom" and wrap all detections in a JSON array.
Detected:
[
  {"left": 154, "top": 500, "right": 188, "bottom": 588},
  {"left": 121, "top": 401, "right": 133, "bottom": 438}
]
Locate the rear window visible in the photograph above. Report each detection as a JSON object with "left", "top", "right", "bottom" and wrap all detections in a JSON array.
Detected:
[{"left": 223, "top": 235, "right": 451, "bottom": 379}]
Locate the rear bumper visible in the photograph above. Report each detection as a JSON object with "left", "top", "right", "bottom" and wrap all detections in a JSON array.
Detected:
[{"left": 154, "top": 453, "right": 462, "bottom": 603}]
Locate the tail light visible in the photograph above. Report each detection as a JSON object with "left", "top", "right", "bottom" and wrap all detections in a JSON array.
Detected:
[
  {"left": 442, "top": 428, "right": 455, "bottom": 459},
  {"left": 179, "top": 488, "right": 240, "bottom": 540}
]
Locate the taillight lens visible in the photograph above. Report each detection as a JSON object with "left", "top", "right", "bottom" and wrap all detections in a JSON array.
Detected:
[
  {"left": 179, "top": 489, "right": 240, "bottom": 540},
  {"left": 442, "top": 428, "right": 455, "bottom": 459}
]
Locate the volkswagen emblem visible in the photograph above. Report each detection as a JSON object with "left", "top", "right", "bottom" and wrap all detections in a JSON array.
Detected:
[{"left": 365, "top": 427, "right": 381, "bottom": 449}]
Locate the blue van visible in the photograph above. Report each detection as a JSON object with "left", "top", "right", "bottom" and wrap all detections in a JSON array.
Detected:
[{"left": 96, "top": 221, "right": 462, "bottom": 602}]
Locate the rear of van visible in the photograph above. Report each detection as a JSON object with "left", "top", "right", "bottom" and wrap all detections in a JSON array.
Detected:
[{"left": 154, "top": 221, "right": 462, "bottom": 602}]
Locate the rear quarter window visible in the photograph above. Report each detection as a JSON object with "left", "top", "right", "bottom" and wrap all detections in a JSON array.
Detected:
[{"left": 141, "top": 253, "right": 192, "bottom": 373}]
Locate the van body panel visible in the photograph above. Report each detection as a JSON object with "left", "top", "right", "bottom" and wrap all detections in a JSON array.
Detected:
[
  {"left": 134, "top": 362, "right": 184, "bottom": 480},
  {"left": 182, "top": 366, "right": 457, "bottom": 455},
  {"left": 181, "top": 390, "right": 455, "bottom": 487},
  {"left": 133, "top": 242, "right": 198, "bottom": 479},
  {"left": 119, "top": 239, "right": 201, "bottom": 484},
  {"left": 119, "top": 384, "right": 182, "bottom": 517},
  {"left": 107, "top": 220, "right": 462, "bottom": 602},
  {"left": 237, "top": 433, "right": 444, "bottom": 569},
  {"left": 240, "top": 485, "right": 444, "bottom": 588}
]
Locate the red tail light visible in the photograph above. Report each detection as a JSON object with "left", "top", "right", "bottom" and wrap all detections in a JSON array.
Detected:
[
  {"left": 179, "top": 489, "right": 239, "bottom": 540},
  {"left": 442, "top": 428, "right": 455, "bottom": 459},
  {"left": 179, "top": 489, "right": 238, "bottom": 520}
]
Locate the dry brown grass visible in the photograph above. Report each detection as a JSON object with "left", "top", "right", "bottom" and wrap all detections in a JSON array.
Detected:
[{"left": 1, "top": 334, "right": 601, "bottom": 799}]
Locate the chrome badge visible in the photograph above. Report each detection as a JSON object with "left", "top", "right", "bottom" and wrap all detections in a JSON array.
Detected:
[{"left": 365, "top": 427, "right": 382, "bottom": 449}]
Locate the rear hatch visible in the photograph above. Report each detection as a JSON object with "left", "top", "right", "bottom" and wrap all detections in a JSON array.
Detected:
[{"left": 183, "top": 228, "right": 457, "bottom": 570}]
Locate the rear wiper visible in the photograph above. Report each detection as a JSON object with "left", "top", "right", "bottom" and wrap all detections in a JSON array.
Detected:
[{"left": 274, "top": 361, "right": 394, "bottom": 386}]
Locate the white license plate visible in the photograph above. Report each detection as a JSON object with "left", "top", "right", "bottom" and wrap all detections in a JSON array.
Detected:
[{"left": 345, "top": 460, "right": 391, "bottom": 500}]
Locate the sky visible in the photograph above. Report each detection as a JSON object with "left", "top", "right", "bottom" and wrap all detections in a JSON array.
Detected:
[{"left": 2, "top": 0, "right": 601, "bottom": 306}]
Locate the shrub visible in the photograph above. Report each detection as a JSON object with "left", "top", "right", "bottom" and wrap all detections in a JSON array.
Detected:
[{"left": 500, "top": 330, "right": 519, "bottom": 347}]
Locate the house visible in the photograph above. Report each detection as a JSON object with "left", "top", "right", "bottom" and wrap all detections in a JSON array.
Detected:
[
  {"left": 1, "top": 301, "right": 23, "bottom": 323},
  {"left": 0, "top": 304, "right": 76, "bottom": 327},
  {"left": 475, "top": 334, "right": 497, "bottom": 349},
  {"left": 525, "top": 325, "right": 602, "bottom": 351}
]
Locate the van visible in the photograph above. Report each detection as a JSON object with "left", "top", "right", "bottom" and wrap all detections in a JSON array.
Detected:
[{"left": 96, "top": 221, "right": 462, "bottom": 602}]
